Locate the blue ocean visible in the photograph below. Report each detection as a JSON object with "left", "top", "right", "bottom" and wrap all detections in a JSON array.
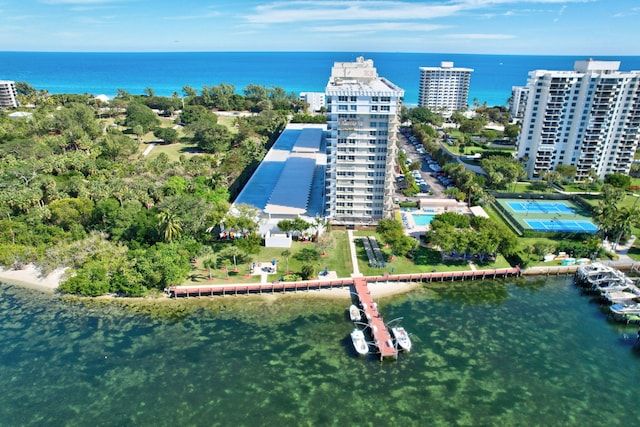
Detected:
[{"left": 3, "top": 51, "right": 640, "bottom": 107}]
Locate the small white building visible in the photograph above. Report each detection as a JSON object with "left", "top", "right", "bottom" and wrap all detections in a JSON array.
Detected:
[{"left": 299, "top": 92, "right": 326, "bottom": 112}]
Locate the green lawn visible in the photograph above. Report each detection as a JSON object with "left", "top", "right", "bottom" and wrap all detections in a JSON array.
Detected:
[
  {"left": 215, "top": 115, "right": 239, "bottom": 134},
  {"left": 183, "top": 231, "right": 351, "bottom": 286},
  {"left": 143, "top": 141, "right": 201, "bottom": 162},
  {"left": 182, "top": 228, "right": 516, "bottom": 286},
  {"left": 353, "top": 230, "right": 512, "bottom": 276}
]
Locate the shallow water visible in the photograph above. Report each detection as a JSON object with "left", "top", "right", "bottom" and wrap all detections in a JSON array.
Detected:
[{"left": 1, "top": 277, "right": 639, "bottom": 426}]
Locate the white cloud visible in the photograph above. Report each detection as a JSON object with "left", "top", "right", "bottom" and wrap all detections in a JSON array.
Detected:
[
  {"left": 311, "top": 22, "right": 448, "bottom": 32},
  {"left": 613, "top": 7, "right": 640, "bottom": 17},
  {"left": 443, "top": 33, "right": 516, "bottom": 39},
  {"left": 243, "top": 0, "right": 594, "bottom": 24},
  {"left": 162, "top": 12, "right": 221, "bottom": 21},
  {"left": 245, "top": 1, "right": 465, "bottom": 24}
]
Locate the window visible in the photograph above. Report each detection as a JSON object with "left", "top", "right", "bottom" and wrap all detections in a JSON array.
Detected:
[
  {"left": 350, "top": 96, "right": 357, "bottom": 102},
  {"left": 371, "top": 106, "right": 378, "bottom": 111},
  {"left": 338, "top": 96, "right": 348, "bottom": 102},
  {"left": 381, "top": 105, "right": 390, "bottom": 111}
]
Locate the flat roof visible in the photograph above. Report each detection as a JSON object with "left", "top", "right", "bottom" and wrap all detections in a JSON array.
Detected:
[
  {"left": 265, "top": 156, "right": 316, "bottom": 215},
  {"left": 293, "top": 128, "right": 323, "bottom": 152},
  {"left": 233, "top": 123, "right": 326, "bottom": 219}
]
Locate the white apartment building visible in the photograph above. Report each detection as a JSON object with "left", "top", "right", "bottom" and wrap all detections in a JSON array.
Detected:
[
  {"left": 325, "top": 57, "right": 404, "bottom": 226},
  {"left": 509, "top": 86, "right": 529, "bottom": 120},
  {"left": 0, "top": 80, "right": 18, "bottom": 109},
  {"left": 516, "top": 59, "right": 640, "bottom": 180},
  {"left": 418, "top": 62, "right": 473, "bottom": 115},
  {"left": 299, "top": 92, "right": 326, "bottom": 112}
]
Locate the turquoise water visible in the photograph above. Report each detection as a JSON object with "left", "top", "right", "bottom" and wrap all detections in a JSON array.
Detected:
[
  {"left": 1, "top": 278, "right": 640, "bottom": 426},
  {"left": 2, "top": 52, "right": 640, "bottom": 106},
  {"left": 412, "top": 213, "right": 435, "bottom": 226}
]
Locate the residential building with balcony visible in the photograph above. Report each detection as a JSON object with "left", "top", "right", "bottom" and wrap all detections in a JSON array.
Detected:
[
  {"left": 509, "top": 86, "right": 529, "bottom": 120},
  {"left": 516, "top": 59, "right": 640, "bottom": 180},
  {"left": 418, "top": 62, "right": 473, "bottom": 115},
  {"left": 324, "top": 57, "right": 404, "bottom": 226},
  {"left": 0, "top": 80, "right": 18, "bottom": 109}
]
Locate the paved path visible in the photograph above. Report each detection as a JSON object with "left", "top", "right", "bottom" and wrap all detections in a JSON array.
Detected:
[
  {"left": 347, "top": 230, "right": 362, "bottom": 277},
  {"left": 142, "top": 143, "right": 156, "bottom": 156}
]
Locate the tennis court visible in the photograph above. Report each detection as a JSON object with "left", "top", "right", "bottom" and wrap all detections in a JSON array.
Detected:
[
  {"left": 496, "top": 198, "right": 598, "bottom": 234},
  {"left": 506, "top": 200, "right": 575, "bottom": 214},
  {"left": 525, "top": 219, "right": 598, "bottom": 233}
]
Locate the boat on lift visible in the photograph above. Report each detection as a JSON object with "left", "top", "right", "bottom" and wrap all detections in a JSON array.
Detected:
[
  {"left": 350, "top": 329, "right": 369, "bottom": 355},
  {"left": 348, "top": 304, "right": 362, "bottom": 322},
  {"left": 391, "top": 327, "right": 412, "bottom": 352}
]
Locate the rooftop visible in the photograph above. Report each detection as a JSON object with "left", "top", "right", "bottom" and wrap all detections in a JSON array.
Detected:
[{"left": 232, "top": 124, "right": 327, "bottom": 223}]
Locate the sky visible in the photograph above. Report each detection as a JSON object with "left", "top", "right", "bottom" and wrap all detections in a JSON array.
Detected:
[{"left": 0, "top": 0, "right": 639, "bottom": 55}]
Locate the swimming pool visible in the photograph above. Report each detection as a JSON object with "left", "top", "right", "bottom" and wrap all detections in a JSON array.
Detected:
[{"left": 412, "top": 213, "right": 435, "bottom": 226}]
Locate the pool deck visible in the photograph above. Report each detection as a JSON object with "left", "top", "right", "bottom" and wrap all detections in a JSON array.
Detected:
[{"left": 401, "top": 199, "right": 471, "bottom": 237}]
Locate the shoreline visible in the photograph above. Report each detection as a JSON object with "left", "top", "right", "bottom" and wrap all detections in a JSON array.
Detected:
[
  {"left": 2, "top": 263, "right": 603, "bottom": 302},
  {"left": 0, "top": 265, "right": 66, "bottom": 293}
]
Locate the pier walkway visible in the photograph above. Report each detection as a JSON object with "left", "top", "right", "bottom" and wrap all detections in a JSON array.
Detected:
[
  {"left": 353, "top": 277, "right": 397, "bottom": 360},
  {"left": 166, "top": 267, "right": 521, "bottom": 297}
]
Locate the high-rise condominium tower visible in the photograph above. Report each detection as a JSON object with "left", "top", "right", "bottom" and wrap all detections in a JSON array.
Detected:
[
  {"left": 418, "top": 62, "right": 473, "bottom": 115},
  {"left": 0, "top": 80, "right": 18, "bottom": 109},
  {"left": 324, "top": 57, "right": 404, "bottom": 226},
  {"left": 516, "top": 59, "right": 640, "bottom": 180}
]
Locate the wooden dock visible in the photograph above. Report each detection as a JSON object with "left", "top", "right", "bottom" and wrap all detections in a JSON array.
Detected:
[
  {"left": 353, "top": 277, "right": 397, "bottom": 360},
  {"left": 166, "top": 266, "right": 521, "bottom": 297}
]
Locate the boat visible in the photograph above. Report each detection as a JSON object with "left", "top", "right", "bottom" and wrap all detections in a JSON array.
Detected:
[
  {"left": 391, "top": 327, "right": 412, "bottom": 352},
  {"left": 602, "top": 290, "right": 640, "bottom": 304},
  {"left": 350, "top": 329, "right": 369, "bottom": 355},
  {"left": 610, "top": 302, "right": 640, "bottom": 316},
  {"left": 348, "top": 304, "right": 362, "bottom": 322}
]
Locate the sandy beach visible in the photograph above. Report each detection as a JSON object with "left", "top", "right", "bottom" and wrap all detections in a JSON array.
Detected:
[{"left": 0, "top": 264, "right": 66, "bottom": 293}]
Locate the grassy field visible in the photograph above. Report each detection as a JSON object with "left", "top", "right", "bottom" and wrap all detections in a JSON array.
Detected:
[
  {"left": 352, "top": 230, "right": 512, "bottom": 276},
  {"left": 182, "top": 228, "right": 515, "bottom": 286},
  {"left": 183, "top": 231, "right": 352, "bottom": 286}
]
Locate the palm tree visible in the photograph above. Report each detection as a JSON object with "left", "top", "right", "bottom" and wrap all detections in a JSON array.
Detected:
[
  {"left": 226, "top": 245, "right": 243, "bottom": 272},
  {"left": 202, "top": 256, "right": 216, "bottom": 280},
  {"left": 221, "top": 258, "right": 232, "bottom": 280},
  {"left": 611, "top": 206, "right": 640, "bottom": 251},
  {"left": 281, "top": 249, "right": 291, "bottom": 274},
  {"left": 157, "top": 210, "right": 182, "bottom": 242}
]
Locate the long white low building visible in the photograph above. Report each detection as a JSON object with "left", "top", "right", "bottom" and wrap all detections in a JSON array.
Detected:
[{"left": 230, "top": 123, "right": 327, "bottom": 246}]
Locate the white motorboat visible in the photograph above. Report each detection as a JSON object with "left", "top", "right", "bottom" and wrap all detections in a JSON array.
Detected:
[
  {"left": 348, "top": 304, "right": 362, "bottom": 322},
  {"left": 350, "top": 329, "right": 369, "bottom": 355},
  {"left": 602, "top": 290, "right": 640, "bottom": 304},
  {"left": 391, "top": 327, "right": 412, "bottom": 352},
  {"left": 610, "top": 302, "right": 640, "bottom": 316}
]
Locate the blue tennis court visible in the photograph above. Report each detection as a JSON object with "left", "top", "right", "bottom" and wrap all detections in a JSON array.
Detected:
[
  {"left": 525, "top": 219, "right": 598, "bottom": 233},
  {"left": 507, "top": 201, "right": 575, "bottom": 214}
]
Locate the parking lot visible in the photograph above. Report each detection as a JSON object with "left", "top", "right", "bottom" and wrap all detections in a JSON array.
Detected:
[{"left": 397, "top": 130, "right": 453, "bottom": 199}]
